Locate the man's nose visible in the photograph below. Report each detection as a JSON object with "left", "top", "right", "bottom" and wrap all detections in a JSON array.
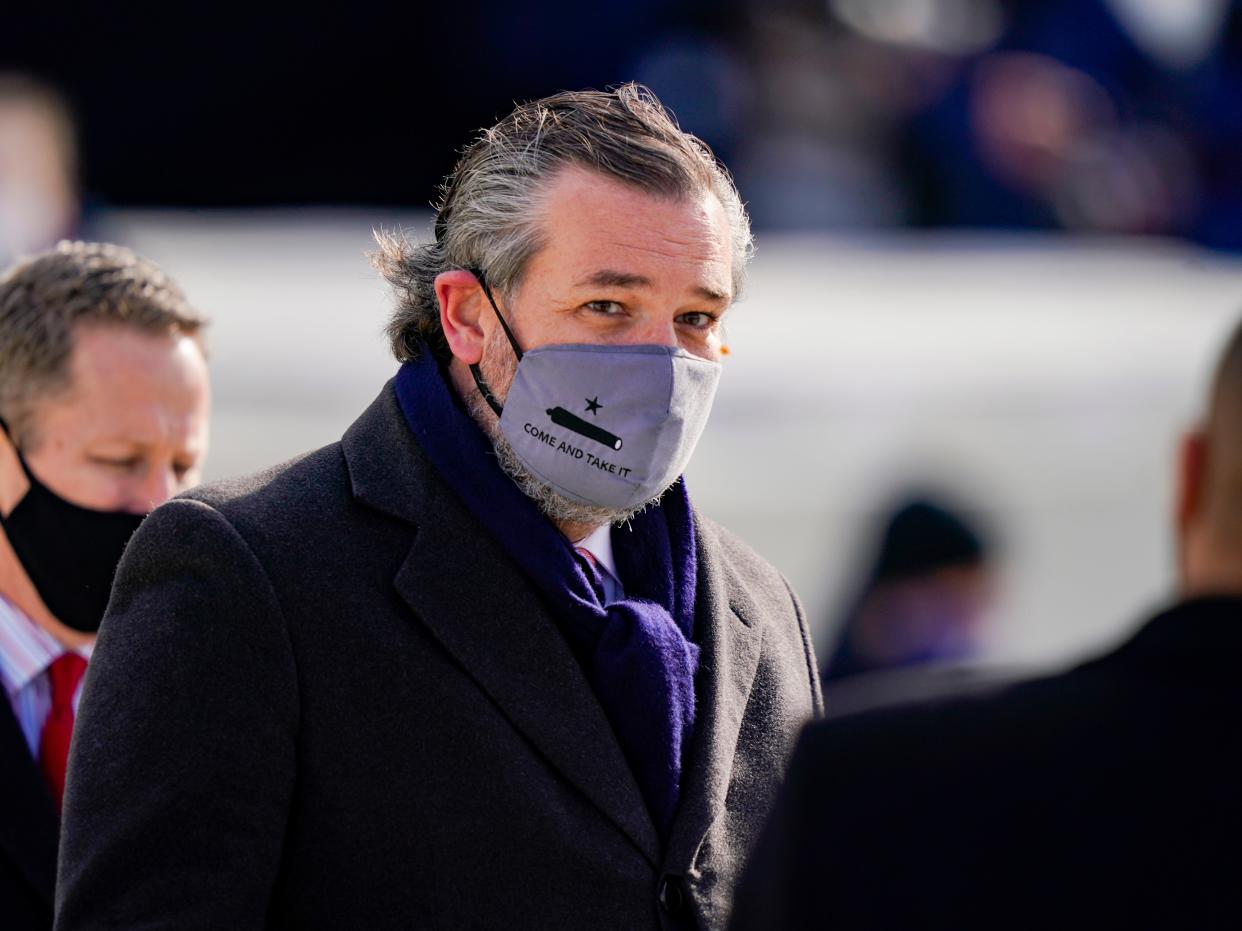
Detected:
[
  {"left": 127, "top": 465, "right": 178, "bottom": 514},
  {"left": 629, "top": 317, "right": 679, "bottom": 347}
]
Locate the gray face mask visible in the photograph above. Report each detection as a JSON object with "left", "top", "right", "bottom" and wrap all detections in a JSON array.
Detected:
[{"left": 469, "top": 271, "right": 721, "bottom": 510}]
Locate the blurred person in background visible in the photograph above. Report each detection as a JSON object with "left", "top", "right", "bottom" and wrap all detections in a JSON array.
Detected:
[
  {"left": 56, "top": 84, "right": 821, "bottom": 931},
  {"left": 733, "top": 0, "right": 1242, "bottom": 249},
  {"left": 901, "top": 0, "right": 1242, "bottom": 247},
  {"left": 0, "top": 76, "right": 81, "bottom": 267},
  {"left": 820, "top": 495, "right": 1000, "bottom": 716},
  {"left": 0, "top": 242, "right": 209, "bottom": 931},
  {"left": 729, "top": 316, "right": 1242, "bottom": 929},
  {"left": 823, "top": 496, "right": 994, "bottom": 682}
]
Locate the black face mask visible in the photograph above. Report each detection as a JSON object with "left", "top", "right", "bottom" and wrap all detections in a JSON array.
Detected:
[{"left": 0, "top": 419, "right": 146, "bottom": 633}]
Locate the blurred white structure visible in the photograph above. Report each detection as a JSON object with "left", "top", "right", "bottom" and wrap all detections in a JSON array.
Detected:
[{"left": 99, "top": 210, "right": 1242, "bottom": 672}]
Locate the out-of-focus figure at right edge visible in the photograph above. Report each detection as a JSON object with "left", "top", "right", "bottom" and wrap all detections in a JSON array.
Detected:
[{"left": 730, "top": 316, "right": 1242, "bottom": 929}]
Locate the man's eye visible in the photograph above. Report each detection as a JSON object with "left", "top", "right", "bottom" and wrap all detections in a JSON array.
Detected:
[
  {"left": 585, "top": 301, "right": 624, "bottom": 316},
  {"left": 677, "top": 312, "right": 717, "bottom": 330},
  {"left": 94, "top": 457, "right": 140, "bottom": 470}
]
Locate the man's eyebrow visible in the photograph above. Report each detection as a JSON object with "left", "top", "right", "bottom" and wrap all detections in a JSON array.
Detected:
[
  {"left": 576, "top": 269, "right": 652, "bottom": 290},
  {"left": 693, "top": 284, "right": 731, "bottom": 303},
  {"left": 576, "top": 269, "right": 730, "bottom": 303}
]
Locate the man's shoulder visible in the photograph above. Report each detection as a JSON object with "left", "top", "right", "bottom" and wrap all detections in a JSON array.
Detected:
[
  {"left": 801, "top": 629, "right": 1166, "bottom": 784},
  {"left": 126, "top": 438, "right": 399, "bottom": 604},
  {"left": 176, "top": 380, "right": 409, "bottom": 532},
  {"left": 814, "top": 596, "right": 1242, "bottom": 764},
  {"left": 145, "top": 439, "right": 386, "bottom": 576},
  {"left": 178, "top": 441, "right": 350, "bottom": 525},
  {"left": 757, "top": 606, "right": 1242, "bottom": 931}
]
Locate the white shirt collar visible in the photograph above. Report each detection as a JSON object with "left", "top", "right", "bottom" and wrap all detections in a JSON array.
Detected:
[
  {"left": 0, "top": 593, "right": 92, "bottom": 699},
  {"left": 573, "top": 523, "right": 619, "bottom": 584}
]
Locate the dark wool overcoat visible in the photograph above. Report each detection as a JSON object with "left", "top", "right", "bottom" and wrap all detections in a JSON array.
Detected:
[{"left": 55, "top": 383, "right": 821, "bottom": 931}]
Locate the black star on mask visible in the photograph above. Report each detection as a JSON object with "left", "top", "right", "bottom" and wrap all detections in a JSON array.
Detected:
[{"left": 584, "top": 396, "right": 602, "bottom": 415}]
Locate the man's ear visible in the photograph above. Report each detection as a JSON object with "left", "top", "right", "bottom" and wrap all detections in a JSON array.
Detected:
[
  {"left": 435, "top": 269, "right": 486, "bottom": 365},
  {"left": 1176, "top": 429, "right": 1209, "bottom": 540}
]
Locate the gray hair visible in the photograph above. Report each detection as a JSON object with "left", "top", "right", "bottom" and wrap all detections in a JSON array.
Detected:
[
  {"left": 373, "top": 83, "right": 754, "bottom": 362},
  {"left": 0, "top": 241, "right": 208, "bottom": 447}
]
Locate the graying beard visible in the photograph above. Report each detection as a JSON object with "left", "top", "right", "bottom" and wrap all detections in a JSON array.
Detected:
[{"left": 467, "top": 387, "right": 656, "bottom": 528}]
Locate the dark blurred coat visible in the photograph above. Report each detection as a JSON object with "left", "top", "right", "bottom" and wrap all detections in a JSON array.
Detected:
[
  {"left": 731, "top": 596, "right": 1242, "bottom": 930},
  {"left": 54, "top": 382, "right": 822, "bottom": 931},
  {"left": 0, "top": 703, "right": 58, "bottom": 930}
]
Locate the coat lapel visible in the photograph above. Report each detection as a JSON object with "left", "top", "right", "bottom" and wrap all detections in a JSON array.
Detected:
[
  {"left": 664, "top": 514, "right": 764, "bottom": 867},
  {"left": 343, "top": 383, "right": 661, "bottom": 867},
  {"left": 0, "top": 697, "right": 58, "bottom": 907}
]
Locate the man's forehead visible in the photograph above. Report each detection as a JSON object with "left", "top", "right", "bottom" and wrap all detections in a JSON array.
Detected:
[
  {"left": 47, "top": 326, "right": 208, "bottom": 421},
  {"left": 535, "top": 167, "right": 734, "bottom": 298},
  {"left": 31, "top": 386, "right": 207, "bottom": 454}
]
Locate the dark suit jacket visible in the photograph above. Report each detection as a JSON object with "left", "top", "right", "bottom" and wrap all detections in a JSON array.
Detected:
[
  {"left": 55, "top": 382, "right": 822, "bottom": 931},
  {"left": 0, "top": 700, "right": 58, "bottom": 930},
  {"left": 730, "top": 596, "right": 1242, "bottom": 930}
]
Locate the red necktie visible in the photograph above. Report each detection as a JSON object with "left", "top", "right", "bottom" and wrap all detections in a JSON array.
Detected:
[
  {"left": 573, "top": 546, "right": 606, "bottom": 599},
  {"left": 39, "top": 652, "right": 88, "bottom": 811}
]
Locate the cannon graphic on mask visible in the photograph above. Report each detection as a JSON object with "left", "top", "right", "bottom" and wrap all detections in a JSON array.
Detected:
[{"left": 546, "top": 407, "right": 623, "bottom": 451}]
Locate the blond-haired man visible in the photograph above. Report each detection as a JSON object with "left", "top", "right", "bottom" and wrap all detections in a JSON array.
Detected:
[{"left": 0, "top": 242, "right": 209, "bottom": 930}]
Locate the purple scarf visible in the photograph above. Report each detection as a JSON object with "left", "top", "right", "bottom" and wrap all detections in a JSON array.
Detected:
[{"left": 394, "top": 351, "right": 700, "bottom": 840}]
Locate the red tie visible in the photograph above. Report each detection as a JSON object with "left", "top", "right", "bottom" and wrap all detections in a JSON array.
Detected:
[
  {"left": 575, "top": 546, "right": 612, "bottom": 603},
  {"left": 39, "top": 652, "right": 88, "bottom": 811}
]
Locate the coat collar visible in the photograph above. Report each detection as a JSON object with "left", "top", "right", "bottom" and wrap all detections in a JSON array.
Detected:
[
  {"left": 343, "top": 382, "right": 660, "bottom": 864},
  {"left": 342, "top": 381, "right": 764, "bottom": 866}
]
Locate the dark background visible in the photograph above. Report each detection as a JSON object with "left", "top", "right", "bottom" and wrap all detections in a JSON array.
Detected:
[
  {"left": 5, "top": 0, "right": 1241, "bottom": 246},
  {"left": 2, "top": 2, "right": 736, "bottom": 208}
]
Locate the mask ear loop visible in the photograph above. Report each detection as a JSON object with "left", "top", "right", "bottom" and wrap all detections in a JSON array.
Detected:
[
  {"left": 0, "top": 415, "right": 33, "bottom": 479},
  {"left": 467, "top": 268, "right": 524, "bottom": 419},
  {"left": 0, "top": 416, "right": 23, "bottom": 457}
]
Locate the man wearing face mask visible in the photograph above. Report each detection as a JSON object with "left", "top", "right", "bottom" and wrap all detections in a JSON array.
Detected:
[
  {"left": 0, "top": 241, "right": 209, "bottom": 931},
  {"left": 56, "top": 85, "right": 822, "bottom": 931}
]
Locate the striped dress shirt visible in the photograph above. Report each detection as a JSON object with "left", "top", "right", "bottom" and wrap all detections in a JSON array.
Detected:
[
  {"left": 573, "top": 523, "right": 624, "bottom": 603},
  {"left": 0, "top": 594, "right": 92, "bottom": 759}
]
